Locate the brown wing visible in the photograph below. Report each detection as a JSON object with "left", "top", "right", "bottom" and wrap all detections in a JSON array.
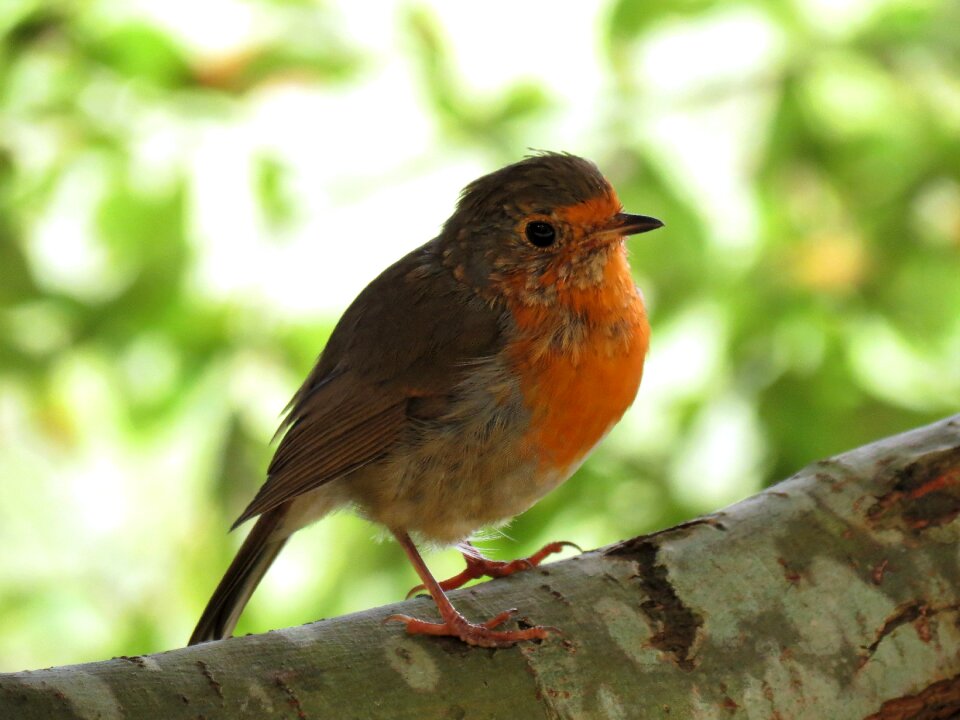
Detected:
[{"left": 232, "top": 241, "right": 503, "bottom": 529}]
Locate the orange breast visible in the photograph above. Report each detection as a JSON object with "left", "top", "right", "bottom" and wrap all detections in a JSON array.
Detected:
[{"left": 507, "top": 247, "right": 649, "bottom": 475}]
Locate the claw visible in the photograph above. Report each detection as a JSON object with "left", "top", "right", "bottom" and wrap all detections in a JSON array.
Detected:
[
  {"left": 480, "top": 608, "right": 517, "bottom": 629},
  {"left": 390, "top": 530, "right": 566, "bottom": 649},
  {"left": 405, "top": 584, "right": 426, "bottom": 600},
  {"left": 404, "top": 540, "right": 581, "bottom": 598},
  {"left": 385, "top": 609, "right": 554, "bottom": 648}
]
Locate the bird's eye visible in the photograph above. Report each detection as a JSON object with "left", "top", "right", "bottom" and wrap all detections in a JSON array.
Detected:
[{"left": 525, "top": 221, "right": 556, "bottom": 248}]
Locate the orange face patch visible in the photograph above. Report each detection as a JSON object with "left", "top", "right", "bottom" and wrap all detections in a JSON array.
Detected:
[
  {"left": 554, "top": 190, "right": 622, "bottom": 234},
  {"left": 506, "top": 245, "right": 650, "bottom": 475}
]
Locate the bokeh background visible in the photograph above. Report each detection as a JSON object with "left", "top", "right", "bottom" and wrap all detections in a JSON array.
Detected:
[{"left": 2, "top": 0, "right": 959, "bottom": 672}]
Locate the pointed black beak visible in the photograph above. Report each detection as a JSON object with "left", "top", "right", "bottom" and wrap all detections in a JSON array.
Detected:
[{"left": 610, "top": 213, "right": 664, "bottom": 235}]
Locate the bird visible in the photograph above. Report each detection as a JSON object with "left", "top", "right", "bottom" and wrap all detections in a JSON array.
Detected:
[{"left": 188, "top": 152, "right": 662, "bottom": 648}]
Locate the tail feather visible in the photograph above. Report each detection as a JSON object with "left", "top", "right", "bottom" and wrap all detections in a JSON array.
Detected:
[{"left": 189, "top": 508, "right": 288, "bottom": 645}]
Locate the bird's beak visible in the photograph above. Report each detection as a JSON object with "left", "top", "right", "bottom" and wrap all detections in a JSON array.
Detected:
[{"left": 608, "top": 213, "right": 664, "bottom": 236}]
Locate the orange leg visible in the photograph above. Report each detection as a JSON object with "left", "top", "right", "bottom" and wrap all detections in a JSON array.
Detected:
[
  {"left": 405, "top": 540, "right": 580, "bottom": 599},
  {"left": 384, "top": 530, "right": 556, "bottom": 648}
]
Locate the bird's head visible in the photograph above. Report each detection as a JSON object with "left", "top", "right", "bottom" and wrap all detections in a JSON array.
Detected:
[{"left": 438, "top": 152, "right": 662, "bottom": 304}]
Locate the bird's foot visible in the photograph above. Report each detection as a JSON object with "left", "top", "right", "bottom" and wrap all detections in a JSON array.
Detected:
[
  {"left": 384, "top": 608, "right": 556, "bottom": 648},
  {"left": 405, "top": 541, "right": 581, "bottom": 599}
]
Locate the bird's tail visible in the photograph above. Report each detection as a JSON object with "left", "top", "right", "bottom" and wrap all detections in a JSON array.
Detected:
[{"left": 188, "top": 507, "right": 288, "bottom": 645}]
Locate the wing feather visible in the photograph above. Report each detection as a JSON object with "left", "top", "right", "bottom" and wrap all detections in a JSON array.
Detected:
[
  {"left": 232, "top": 385, "right": 406, "bottom": 528},
  {"left": 230, "top": 241, "right": 504, "bottom": 530}
]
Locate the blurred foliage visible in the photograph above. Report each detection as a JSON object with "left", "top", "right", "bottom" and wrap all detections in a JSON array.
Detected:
[{"left": 1, "top": 0, "right": 958, "bottom": 671}]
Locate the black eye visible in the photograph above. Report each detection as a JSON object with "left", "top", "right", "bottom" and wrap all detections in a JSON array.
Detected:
[{"left": 525, "top": 221, "right": 556, "bottom": 248}]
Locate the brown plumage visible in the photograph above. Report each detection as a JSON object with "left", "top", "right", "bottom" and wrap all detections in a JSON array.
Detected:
[{"left": 189, "top": 152, "right": 662, "bottom": 647}]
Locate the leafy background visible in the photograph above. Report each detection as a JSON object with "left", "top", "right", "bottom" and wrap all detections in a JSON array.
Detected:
[{"left": 1, "top": 0, "right": 958, "bottom": 671}]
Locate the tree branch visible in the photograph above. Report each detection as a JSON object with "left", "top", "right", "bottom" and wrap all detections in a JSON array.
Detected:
[{"left": 3, "top": 416, "right": 959, "bottom": 719}]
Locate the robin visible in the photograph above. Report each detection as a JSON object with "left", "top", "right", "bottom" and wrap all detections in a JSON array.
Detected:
[{"left": 189, "top": 152, "right": 662, "bottom": 648}]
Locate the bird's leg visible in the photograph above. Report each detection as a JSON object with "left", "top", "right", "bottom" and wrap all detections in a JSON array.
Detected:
[
  {"left": 405, "top": 540, "right": 580, "bottom": 599},
  {"left": 385, "top": 530, "right": 555, "bottom": 648}
]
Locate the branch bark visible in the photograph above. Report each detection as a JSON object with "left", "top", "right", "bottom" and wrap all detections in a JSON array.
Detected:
[{"left": 3, "top": 416, "right": 960, "bottom": 719}]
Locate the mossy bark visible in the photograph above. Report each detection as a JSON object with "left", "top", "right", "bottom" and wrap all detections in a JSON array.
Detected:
[{"left": 3, "top": 416, "right": 959, "bottom": 719}]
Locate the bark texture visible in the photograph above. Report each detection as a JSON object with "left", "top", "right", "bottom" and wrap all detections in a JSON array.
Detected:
[{"left": 2, "top": 415, "right": 959, "bottom": 719}]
